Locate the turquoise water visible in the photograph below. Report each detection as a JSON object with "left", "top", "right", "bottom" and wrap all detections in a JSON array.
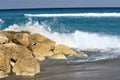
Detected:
[
  {"left": 1, "top": 8, "right": 120, "bottom": 62},
  {"left": 0, "top": 8, "right": 120, "bottom": 34}
]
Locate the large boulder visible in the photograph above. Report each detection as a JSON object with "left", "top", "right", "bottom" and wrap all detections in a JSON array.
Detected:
[
  {"left": 32, "top": 43, "right": 54, "bottom": 57},
  {"left": 13, "top": 57, "right": 40, "bottom": 76},
  {"left": 54, "top": 44, "right": 88, "bottom": 58},
  {"left": 32, "top": 42, "right": 54, "bottom": 61},
  {"left": 30, "top": 33, "right": 49, "bottom": 45},
  {"left": 48, "top": 53, "right": 67, "bottom": 60},
  {"left": 3, "top": 43, "right": 33, "bottom": 61},
  {"left": 31, "top": 34, "right": 55, "bottom": 61},
  {"left": 13, "top": 31, "right": 31, "bottom": 47},
  {"left": 0, "top": 53, "right": 11, "bottom": 73},
  {"left": 54, "top": 44, "right": 78, "bottom": 56},
  {"left": 0, "top": 71, "right": 8, "bottom": 79}
]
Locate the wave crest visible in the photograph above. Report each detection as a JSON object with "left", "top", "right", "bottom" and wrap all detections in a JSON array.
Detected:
[
  {"left": 25, "top": 13, "right": 120, "bottom": 17},
  {"left": 4, "top": 21, "right": 120, "bottom": 51}
]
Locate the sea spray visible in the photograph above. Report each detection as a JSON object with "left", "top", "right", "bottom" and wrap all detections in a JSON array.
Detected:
[{"left": 4, "top": 21, "right": 120, "bottom": 51}]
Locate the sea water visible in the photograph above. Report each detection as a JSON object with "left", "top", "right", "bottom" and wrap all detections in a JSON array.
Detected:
[{"left": 1, "top": 8, "right": 120, "bottom": 62}]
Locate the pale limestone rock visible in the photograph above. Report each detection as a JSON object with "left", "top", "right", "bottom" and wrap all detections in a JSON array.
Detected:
[
  {"left": 32, "top": 43, "right": 54, "bottom": 57},
  {"left": 35, "top": 55, "right": 45, "bottom": 61},
  {"left": 10, "top": 61, "right": 15, "bottom": 67},
  {"left": 73, "top": 52, "right": 88, "bottom": 58},
  {"left": 54, "top": 44, "right": 88, "bottom": 58},
  {"left": 31, "top": 33, "right": 48, "bottom": 45},
  {"left": 49, "top": 53, "right": 67, "bottom": 60},
  {"left": 54, "top": 44, "right": 77, "bottom": 56},
  {"left": 13, "top": 57, "right": 40, "bottom": 76},
  {"left": 13, "top": 31, "right": 31, "bottom": 47},
  {"left": 0, "top": 34, "right": 9, "bottom": 44},
  {"left": 3, "top": 43, "right": 33, "bottom": 61},
  {"left": 0, "top": 31, "right": 16, "bottom": 42},
  {"left": 0, "top": 71, "right": 8, "bottom": 79},
  {"left": 0, "top": 53, "right": 11, "bottom": 73},
  {"left": 31, "top": 34, "right": 55, "bottom": 61}
]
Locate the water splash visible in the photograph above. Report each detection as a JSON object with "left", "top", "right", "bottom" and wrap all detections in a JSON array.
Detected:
[{"left": 4, "top": 21, "right": 120, "bottom": 51}]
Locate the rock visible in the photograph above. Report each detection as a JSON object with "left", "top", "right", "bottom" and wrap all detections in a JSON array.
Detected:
[
  {"left": 32, "top": 43, "right": 54, "bottom": 57},
  {"left": 13, "top": 31, "right": 31, "bottom": 47},
  {"left": 31, "top": 33, "right": 49, "bottom": 45},
  {"left": 0, "top": 34, "right": 9, "bottom": 44},
  {"left": 31, "top": 33, "right": 55, "bottom": 50},
  {"left": 5, "top": 31, "right": 16, "bottom": 40},
  {"left": 3, "top": 43, "right": 33, "bottom": 61},
  {"left": 32, "top": 42, "right": 54, "bottom": 61},
  {"left": 73, "top": 52, "right": 88, "bottom": 58},
  {"left": 13, "top": 57, "right": 40, "bottom": 76},
  {"left": 35, "top": 55, "right": 45, "bottom": 61},
  {"left": 54, "top": 44, "right": 78, "bottom": 56},
  {"left": 0, "top": 53, "right": 11, "bottom": 73},
  {"left": 10, "top": 61, "right": 15, "bottom": 67},
  {"left": 48, "top": 53, "right": 67, "bottom": 60},
  {"left": 31, "top": 34, "right": 55, "bottom": 61},
  {"left": 0, "top": 71, "right": 8, "bottom": 79},
  {"left": 0, "top": 31, "right": 16, "bottom": 42}
]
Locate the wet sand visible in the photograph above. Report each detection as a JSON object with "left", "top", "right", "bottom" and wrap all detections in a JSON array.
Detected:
[{"left": 1, "top": 59, "right": 120, "bottom": 80}]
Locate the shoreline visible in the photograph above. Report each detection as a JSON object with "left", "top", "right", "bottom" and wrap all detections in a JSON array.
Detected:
[{"left": 2, "top": 58, "right": 120, "bottom": 80}]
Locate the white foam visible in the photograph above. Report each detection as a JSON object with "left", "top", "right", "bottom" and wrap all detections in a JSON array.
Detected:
[
  {"left": 24, "top": 13, "right": 120, "bottom": 17},
  {"left": 4, "top": 21, "right": 120, "bottom": 51}
]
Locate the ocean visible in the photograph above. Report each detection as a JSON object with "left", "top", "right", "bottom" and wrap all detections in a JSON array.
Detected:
[{"left": 1, "top": 8, "right": 120, "bottom": 63}]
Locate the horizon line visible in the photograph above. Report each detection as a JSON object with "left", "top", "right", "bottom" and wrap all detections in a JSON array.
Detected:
[{"left": 0, "top": 7, "right": 120, "bottom": 10}]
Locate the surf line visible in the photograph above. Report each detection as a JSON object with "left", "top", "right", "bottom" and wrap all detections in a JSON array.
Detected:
[{"left": 25, "top": 13, "right": 120, "bottom": 17}]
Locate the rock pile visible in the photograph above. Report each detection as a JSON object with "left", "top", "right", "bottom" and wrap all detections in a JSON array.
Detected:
[{"left": 0, "top": 30, "right": 88, "bottom": 79}]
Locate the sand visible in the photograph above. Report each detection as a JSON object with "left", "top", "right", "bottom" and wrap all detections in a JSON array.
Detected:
[{"left": 1, "top": 59, "right": 120, "bottom": 80}]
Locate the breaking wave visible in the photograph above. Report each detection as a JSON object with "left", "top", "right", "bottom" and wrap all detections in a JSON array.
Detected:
[
  {"left": 4, "top": 20, "right": 120, "bottom": 62},
  {"left": 25, "top": 13, "right": 120, "bottom": 17},
  {"left": 4, "top": 21, "right": 120, "bottom": 51}
]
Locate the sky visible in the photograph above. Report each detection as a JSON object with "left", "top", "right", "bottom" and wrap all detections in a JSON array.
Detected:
[{"left": 0, "top": 0, "right": 120, "bottom": 9}]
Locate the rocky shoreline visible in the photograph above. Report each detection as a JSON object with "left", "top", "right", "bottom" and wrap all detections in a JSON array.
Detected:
[{"left": 0, "top": 30, "right": 88, "bottom": 79}]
